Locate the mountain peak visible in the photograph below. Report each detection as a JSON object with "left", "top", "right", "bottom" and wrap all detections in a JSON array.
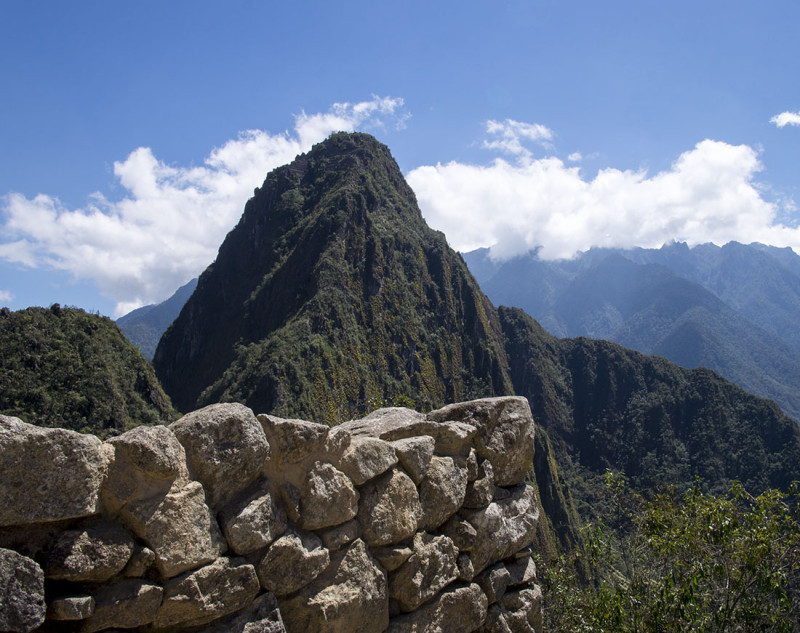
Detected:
[{"left": 154, "top": 133, "right": 511, "bottom": 419}]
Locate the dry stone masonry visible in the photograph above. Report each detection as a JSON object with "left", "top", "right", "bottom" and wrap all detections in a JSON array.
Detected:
[{"left": 0, "top": 396, "right": 543, "bottom": 633}]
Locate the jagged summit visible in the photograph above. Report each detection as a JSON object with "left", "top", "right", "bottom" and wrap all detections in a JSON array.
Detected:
[{"left": 154, "top": 132, "right": 512, "bottom": 419}]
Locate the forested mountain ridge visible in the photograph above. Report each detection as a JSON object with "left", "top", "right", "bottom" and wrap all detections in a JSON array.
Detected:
[
  {"left": 0, "top": 305, "right": 177, "bottom": 437},
  {"left": 154, "top": 132, "right": 512, "bottom": 421}
]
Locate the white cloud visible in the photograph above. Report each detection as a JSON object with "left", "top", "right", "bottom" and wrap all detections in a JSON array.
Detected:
[
  {"left": 0, "top": 290, "right": 13, "bottom": 303},
  {"left": 0, "top": 96, "right": 408, "bottom": 316},
  {"left": 409, "top": 131, "right": 800, "bottom": 261},
  {"left": 482, "top": 119, "right": 554, "bottom": 165},
  {"left": 770, "top": 111, "right": 800, "bottom": 128}
]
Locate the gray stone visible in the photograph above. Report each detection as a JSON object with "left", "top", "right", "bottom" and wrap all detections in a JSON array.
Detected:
[
  {"left": 44, "top": 524, "right": 134, "bottom": 582},
  {"left": 477, "top": 563, "right": 511, "bottom": 604},
  {"left": 390, "top": 436, "right": 435, "bottom": 484},
  {"left": 463, "top": 459, "right": 495, "bottom": 509},
  {"left": 171, "top": 403, "right": 270, "bottom": 509},
  {"left": 122, "top": 544, "right": 155, "bottom": 577},
  {"left": 81, "top": 579, "right": 162, "bottom": 633},
  {"left": 462, "top": 484, "right": 540, "bottom": 575},
  {"left": 298, "top": 461, "right": 359, "bottom": 530},
  {"left": 427, "top": 397, "right": 535, "bottom": 487},
  {"left": 506, "top": 557, "right": 537, "bottom": 586},
  {"left": 0, "top": 415, "right": 108, "bottom": 526},
  {"left": 196, "top": 592, "right": 286, "bottom": 633},
  {"left": 418, "top": 456, "right": 468, "bottom": 531},
  {"left": 259, "top": 415, "right": 341, "bottom": 466},
  {"left": 120, "top": 480, "right": 225, "bottom": 578},
  {"left": 466, "top": 449, "right": 479, "bottom": 481},
  {"left": 46, "top": 596, "right": 95, "bottom": 621},
  {"left": 440, "top": 515, "right": 478, "bottom": 552},
  {"left": 318, "top": 519, "right": 360, "bottom": 551},
  {"left": 372, "top": 545, "right": 413, "bottom": 572},
  {"left": 102, "top": 424, "right": 188, "bottom": 514},
  {"left": 154, "top": 557, "right": 260, "bottom": 629},
  {"left": 457, "top": 552, "right": 475, "bottom": 581},
  {"left": 387, "top": 583, "right": 488, "bottom": 633},
  {"left": 359, "top": 468, "right": 421, "bottom": 547},
  {"left": 389, "top": 532, "right": 459, "bottom": 612},
  {"left": 0, "top": 548, "right": 45, "bottom": 633},
  {"left": 279, "top": 539, "right": 388, "bottom": 633},
  {"left": 338, "top": 436, "right": 398, "bottom": 485},
  {"left": 500, "top": 586, "right": 543, "bottom": 633},
  {"left": 342, "top": 409, "right": 476, "bottom": 456},
  {"left": 257, "top": 531, "right": 330, "bottom": 597},
  {"left": 220, "top": 483, "right": 287, "bottom": 555}
]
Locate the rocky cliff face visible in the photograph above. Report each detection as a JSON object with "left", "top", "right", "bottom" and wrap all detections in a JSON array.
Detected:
[
  {"left": 0, "top": 396, "right": 542, "bottom": 633},
  {"left": 153, "top": 132, "right": 512, "bottom": 421}
]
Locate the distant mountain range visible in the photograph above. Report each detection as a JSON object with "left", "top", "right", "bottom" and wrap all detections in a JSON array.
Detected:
[{"left": 464, "top": 242, "right": 800, "bottom": 422}]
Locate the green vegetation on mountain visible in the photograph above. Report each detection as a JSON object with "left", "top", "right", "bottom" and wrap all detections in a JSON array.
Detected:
[
  {"left": 0, "top": 305, "right": 177, "bottom": 437},
  {"left": 499, "top": 305, "right": 800, "bottom": 514},
  {"left": 154, "top": 132, "right": 512, "bottom": 422}
]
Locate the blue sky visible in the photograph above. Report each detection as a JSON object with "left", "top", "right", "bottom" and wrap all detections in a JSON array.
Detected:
[{"left": 1, "top": 0, "right": 799, "bottom": 316}]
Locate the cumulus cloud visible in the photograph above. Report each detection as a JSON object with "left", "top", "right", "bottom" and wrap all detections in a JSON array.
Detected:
[
  {"left": 409, "top": 131, "right": 800, "bottom": 261},
  {"left": 0, "top": 96, "right": 407, "bottom": 316},
  {"left": 0, "top": 290, "right": 13, "bottom": 303},
  {"left": 771, "top": 111, "right": 800, "bottom": 128}
]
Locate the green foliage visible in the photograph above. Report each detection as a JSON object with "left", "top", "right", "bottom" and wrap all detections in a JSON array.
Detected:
[
  {"left": 0, "top": 306, "right": 177, "bottom": 437},
  {"left": 542, "top": 473, "right": 800, "bottom": 632}
]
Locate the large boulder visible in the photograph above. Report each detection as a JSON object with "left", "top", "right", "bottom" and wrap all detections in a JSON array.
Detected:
[
  {"left": 43, "top": 523, "right": 134, "bottom": 582},
  {"left": 389, "top": 532, "right": 459, "bottom": 612},
  {"left": 0, "top": 548, "right": 45, "bottom": 633},
  {"left": 170, "top": 403, "right": 269, "bottom": 508},
  {"left": 461, "top": 484, "right": 540, "bottom": 574},
  {"left": 257, "top": 531, "right": 330, "bottom": 596},
  {"left": 0, "top": 415, "right": 108, "bottom": 526},
  {"left": 119, "top": 480, "right": 225, "bottom": 578},
  {"left": 390, "top": 436, "right": 435, "bottom": 484},
  {"left": 220, "top": 483, "right": 287, "bottom": 555},
  {"left": 338, "top": 436, "right": 398, "bottom": 485},
  {"left": 359, "top": 468, "right": 422, "bottom": 547},
  {"left": 154, "top": 557, "right": 260, "bottom": 629},
  {"left": 387, "top": 583, "right": 488, "bottom": 633},
  {"left": 296, "top": 461, "right": 359, "bottom": 530},
  {"left": 426, "top": 397, "right": 535, "bottom": 487},
  {"left": 102, "top": 424, "right": 189, "bottom": 514},
  {"left": 418, "top": 456, "right": 468, "bottom": 531},
  {"left": 279, "top": 539, "right": 388, "bottom": 633}
]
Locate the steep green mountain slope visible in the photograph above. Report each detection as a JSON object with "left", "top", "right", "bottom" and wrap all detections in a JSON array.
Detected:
[
  {"left": 154, "top": 132, "right": 512, "bottom": 421},
  {"left": 0, "top": 305, "right": 177, "bottom": 437},
  {"left": 117, "top": 277, "right": 198, "bottom": 360},
  {"left": 500, "top": 306, "right": 800, "bottom": 514},
  {"left": 465, "top": 248, "right": 800, "bottom": 421}
]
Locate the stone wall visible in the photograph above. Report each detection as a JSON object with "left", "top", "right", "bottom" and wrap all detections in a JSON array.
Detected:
[{"left": 0, "top": 396, "right": 543, "bottom": 633}]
